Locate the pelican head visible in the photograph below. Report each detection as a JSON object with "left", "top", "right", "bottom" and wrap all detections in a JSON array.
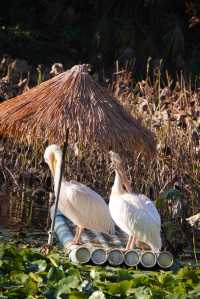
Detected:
[
  {"left": 109, "top": 151, "right": 122, "bottom": 169},
  {"left": 109, "top": 151, "right": 124, "bottom": 181},
  {"left": 44, "top": 144, "right": 62, "bottom": 177}
]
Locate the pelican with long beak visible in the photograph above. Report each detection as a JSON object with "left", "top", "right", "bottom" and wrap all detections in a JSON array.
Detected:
[
  {"left": 109, "top": 151, "right": 162, "bottom": 252},
  {"left": 44, "top": 144, "right": 114, "bottom": 245}
]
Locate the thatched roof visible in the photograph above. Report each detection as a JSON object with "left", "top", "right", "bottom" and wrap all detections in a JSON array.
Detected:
[{"left": 0, "top": 64, "right": 156, "bottom": 155}]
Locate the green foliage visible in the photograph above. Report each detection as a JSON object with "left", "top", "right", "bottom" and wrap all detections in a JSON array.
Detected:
[{"left": 0, "top": 242, "right": 200, "bottom": 298}]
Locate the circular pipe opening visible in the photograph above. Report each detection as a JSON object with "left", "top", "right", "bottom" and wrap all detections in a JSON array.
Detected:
[
  {"left": 157, "top": 251, "right": 174, "bottom": 269},
  {"left": 140, "top": 251, "right": 157, "bottom": 268},
  {"left": 124, "top": 250, "right": 140, "bottom": 266},
  {"left": 91, "top": 248, "right": 108, "bottom": 265},
  {"left": 107, "top": 249, "right": 124, "bottom": 266}
]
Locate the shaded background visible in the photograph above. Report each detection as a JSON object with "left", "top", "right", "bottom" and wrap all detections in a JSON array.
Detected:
[{"left": 0, "top": 0, "right": 200, "bottom": 79}]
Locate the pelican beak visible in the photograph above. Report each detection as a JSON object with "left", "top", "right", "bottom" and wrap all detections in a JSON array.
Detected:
[
  {"left": 109, "top": 151, "right": 118, "bottom": 169},
  {"left": 109, "top": 151, "right": 114, "bottom": 162},
  {"left": 117, "top": 165, "right": 132, "bottom": 193},
  {"left": 49, "top": 154, "right": 57, "bottom": 177},
  {"left": 122, "top": 172, "right": 132, "bottom": 193},
  {"left": 108, "top": 151, "right": 113, "bottom": 170},
  {"left": 109, "top": 162, "right": 115, "bottom": 173}
]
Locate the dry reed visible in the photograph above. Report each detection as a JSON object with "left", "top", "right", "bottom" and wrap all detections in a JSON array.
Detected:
[{"left": 0, "top": 63, "right": 200, "bottom": 253}]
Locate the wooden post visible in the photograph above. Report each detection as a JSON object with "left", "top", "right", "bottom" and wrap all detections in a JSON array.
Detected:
[
  {"left": 46, "top": 192, "right": 54, "bottom": 229},
  {"left": 47, "top": 128, "right": 69, "bottom": 246}
]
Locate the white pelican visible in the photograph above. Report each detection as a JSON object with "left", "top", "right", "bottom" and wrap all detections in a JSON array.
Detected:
[
  {"left": 109, "top": 151, "right": 161, "bottom": 252},
  {"left": 44, "top": 144, "right": 114, "bottom": 245}
]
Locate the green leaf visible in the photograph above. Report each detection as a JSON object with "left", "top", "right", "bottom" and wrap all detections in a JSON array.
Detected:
[
  {"left": 131, "top": 286, "right": 152, "bottom": 299},
  {"left": 106, "top": 280, "right": 133, "bottom": 296},
  {"left": 29, "top": 272, "right": 43, "bottom": 283},
  {"left": 157, "top": 272, "right": 177, "bottom": 289},
  {"left": 90, "top": 269, "right": 101, "bottom": 281},
  {"left": 0, "top": 284, "right": 24, "bottom": 290},
  {"left": 117, "top": 269, "right": 133, "bottom": 281},
  {"left": 3, "top": 285, "right": 26, "bottom": 299},
  {"left": 31, "top": 259, "right": 47, "bottom": 272},
  {"left": 177, "top": 267, "right": 200, "bottom": 284},
  {"left": 27, "top": 296, "right": 46, "bottom": 299},
  {"left": 47, "top": 266, "right": 65, "bottom": 283},
  {"left": 165, "top": 283, "right": 186, "bottom": 299},
  {"left": 131, "top": 273, "right": 155, "bottom": 288},
  {"left": 47, "top": 253, "right": 61, "bottom": 267},
  {"left": 70, "top": 296, "right": 87, "bottom": 299},
  {"left": 150, "top": 286, "right": 169, "bottom": 299},
  {"left": 24, "top": 279, "right": 39, "bottom": 296},
  {"left": 55, "top": 273, "right": 81, "bottom": 298},
  {"left": 0, "top": 246, "right": 5, "bottom": 260},
  {"left": 188, "top": 284, "right": 200, "bottom": 299},
  {"left": 89, "top": 290, "right": 106, "bottom": 299},
  {"left": 10, "top": 271, "right": 29, "bottom": 284}
]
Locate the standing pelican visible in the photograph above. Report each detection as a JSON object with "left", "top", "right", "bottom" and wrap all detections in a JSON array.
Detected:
[
  {"left": 109, "top": 151, "right": 161, "bottom": 252},
  {"left": 44, "top": 144, "right": 114, "bottom": 245}
]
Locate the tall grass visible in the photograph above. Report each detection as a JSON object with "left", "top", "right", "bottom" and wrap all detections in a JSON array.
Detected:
[{"left": 113, "top": 66, "right": 200, "bottom": 207}]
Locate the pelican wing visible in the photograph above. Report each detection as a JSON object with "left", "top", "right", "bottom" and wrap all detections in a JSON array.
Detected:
[
  {"left": 110, "top": 194, "right": 161, "bottom": 251},
  {"left": 123, "top": 196, "right": 161, "bottom": 251},
  {"left": 138, "top": 194, "right": 161, "bottom": 227},
  {"left": 58, "top": 182, "right": 114, "bottom": 234}
]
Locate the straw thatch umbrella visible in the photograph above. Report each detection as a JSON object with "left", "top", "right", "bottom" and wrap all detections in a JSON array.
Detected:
[
  {"left": 0, "top": 64, "right": 156, "bottom": 248},
  {"left": 0, "top": 64, "right": 155, "bottom": 154}
]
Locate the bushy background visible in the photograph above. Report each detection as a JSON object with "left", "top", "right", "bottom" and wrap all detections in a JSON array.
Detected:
[{"left": 0, "top": 0, "right": 200, "bottom": 79}]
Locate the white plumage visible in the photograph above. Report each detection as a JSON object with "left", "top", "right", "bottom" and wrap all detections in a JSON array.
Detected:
[
  {"left": 58, "top": 181, "right": 114, "bottom": 233},
  {"left": 109, "top": 151, "right": 162, "bottom": 252},
  {"left": 136, "top": 194, "right": 161, "bottom": 227},
  {"left": 44, "top": 144, "right": 114, "bottom": 245}
]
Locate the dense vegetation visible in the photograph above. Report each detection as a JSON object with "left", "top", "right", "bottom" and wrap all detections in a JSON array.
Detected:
[
  {"left": 0, "top": 241, "right": 200, "bottom": 299},
  {"left": 0, "top": 0, "right": 200, "bottom": 79}
]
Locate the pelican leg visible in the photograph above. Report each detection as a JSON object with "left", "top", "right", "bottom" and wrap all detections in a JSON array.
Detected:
[
  {"left": 140, "top": 243, "right": 145, "bottom": 251},
  {"left": 73, "top": 225, "right": 80, "bottom": 242},
  {"left": 129, "top": 234, "right": 137, "bottom": 250},
  {"left": 73, "top": 225, "right": 84, "bottom": 245},
  {"left": 123, "top": 235, "right": 132, "bottom": 251}
]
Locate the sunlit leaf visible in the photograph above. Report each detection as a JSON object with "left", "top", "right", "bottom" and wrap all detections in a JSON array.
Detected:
[
  {"left": 10, "top": 271, "right": 29, "bottom": 284},
  {"left": 31, "top": 259, "right": 47, "bottom": 272},
  {"left": 105, "top": 280, "right": 133, "bottom": 296},
  {"left": 188, "top": 284, "right": 200, "bottom": 299},
  {"left": 47, "top": 253, "right": 60, "bottom": 267},
  {"left": 55, "top": 273, "right": 81, "bottom": 298},
  {"left": 131, "top": 286, "right": 152, "bottom": 299},
  {"left": 177, "top": 267, "right": 199, "bottom": 284},
  {"left": 89, "top": 290, "right": 106, "bottom": 299},
  {"left": 68, "top": 292, "right": 88, "bottom": 299},
  {"left": 29, "top": 272, "right": 43, "bottom": 283},
  {"left": 131, "top": 273, "right": 155, "bottom": 288}
]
